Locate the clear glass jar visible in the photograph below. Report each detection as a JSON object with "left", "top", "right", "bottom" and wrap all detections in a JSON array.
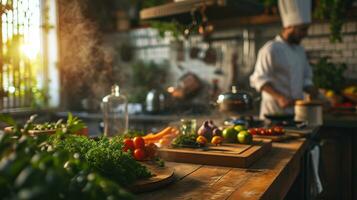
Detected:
[
  {"left": 180, "top": 118, "right": 197, "bottom": 135},
  {"left": 102, "top": 84, "right": 128, "bottom": 137}
]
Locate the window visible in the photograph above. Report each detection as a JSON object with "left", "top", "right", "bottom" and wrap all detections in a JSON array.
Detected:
[{"left": 0, "top": 0, "right": 59, "bottom": 111}]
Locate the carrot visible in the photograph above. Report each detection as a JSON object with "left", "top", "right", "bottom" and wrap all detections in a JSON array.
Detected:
[
  {"left": 143, "top": 126, "right": 173, "bottom": 140},
  {"left": 145, "top": 133, "right": 155, "bottom": 137}
]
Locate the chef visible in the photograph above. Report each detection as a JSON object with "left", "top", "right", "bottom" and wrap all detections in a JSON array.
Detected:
[{"left": 250, "top": 0, "right": 317, "bottom": 119}]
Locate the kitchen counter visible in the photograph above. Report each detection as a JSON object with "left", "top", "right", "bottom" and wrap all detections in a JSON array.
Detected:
[
  {"left": 323, "top": 113, "right": 357, "bottom": 128},
  {"left": 137, "top": 137, "right": 313, "bottom": 200}
]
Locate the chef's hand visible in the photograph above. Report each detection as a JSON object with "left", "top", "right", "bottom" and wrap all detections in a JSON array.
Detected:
[
  {"left": 261, "top": 83, "right": 293, "bottom": 108},
  {"left": 277, "top": 95, "right": 293, "bottom": 108}
]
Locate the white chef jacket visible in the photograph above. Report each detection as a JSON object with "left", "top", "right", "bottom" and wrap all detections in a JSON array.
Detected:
[{"left": 250, "top": 35, "right": 313, "bottom": 119}]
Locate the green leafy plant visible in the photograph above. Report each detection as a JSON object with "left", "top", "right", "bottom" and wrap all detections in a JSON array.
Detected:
[
  {"left": 0, "top": 114, "right": 153, "bottom": 199},
  {"left": 50, "top": 134, "right": 152, "bottom": 185},
  {"left": 311, "top": 57, "right": 347, "bottom": 92},
  {"left": 128, "top": 61, "right": 168, "bottom": 103},
  {"left": 314, "top": 0, "right": 353, "bottom": 43},
  {"left": 149, "top": 21, "right": 185, "bottom": 39},
  {"left": 25, "top": 113, "right": 85, "bottom": 135},
  {"left": 0, "top": 115, "right": 134, "bottom": 200}
]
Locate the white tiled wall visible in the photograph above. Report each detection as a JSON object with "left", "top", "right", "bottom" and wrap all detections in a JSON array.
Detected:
[{"left": 105, "top": 20, "right": 357, "bottom": 96}]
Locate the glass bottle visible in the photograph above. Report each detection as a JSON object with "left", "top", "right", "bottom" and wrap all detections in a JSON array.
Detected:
[{"left": 102, "top": 84, "right": 128, "bottom": 137}]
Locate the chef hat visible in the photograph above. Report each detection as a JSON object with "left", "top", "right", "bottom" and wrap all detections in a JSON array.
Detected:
[{"left": 278, "top": 0, "right": 311, "bottom": 27}]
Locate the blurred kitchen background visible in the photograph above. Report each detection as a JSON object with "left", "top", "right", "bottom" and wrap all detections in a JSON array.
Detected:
[{"left": 1, "top": 0, "right": 357, "bottom": 130}]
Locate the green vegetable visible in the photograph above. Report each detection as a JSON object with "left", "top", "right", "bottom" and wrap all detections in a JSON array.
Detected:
[
  {"left": 30, "top": 113, "right": 85, "bottom": 135},
  {"left": 172, "top": 134, "right": 198, "bottom": 148},
  {"left": 155, "top": 157, "right": 165, "bottom": 167},
  {"left": 48, "top": 134, "right": 152, "bottom": 186},
  {"left": 0, "top": 131, "right": 133, "bottom": 199},
  {"left": 0, "top": 114, "right": 154, "bottom": 199}
]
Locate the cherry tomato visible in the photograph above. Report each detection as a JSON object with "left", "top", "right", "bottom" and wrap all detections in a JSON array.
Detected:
[
  {"left": 123, "top": 138, "right": 135, "bottom": 152},
  {"left": 257, "top": 128, "right": 265, "bottom": 135},
  {"left": 133, "top": 137, "right": 145, "bottom": 149},
  {"left": 273, "top": 126, "right": 285, "bottom": 135},
  {"left": 248, "top": 128, "right": 257, "bottom": 135},
  {"left": 267, "top": 128, "right": 274, "bottom": 135},
  {"left": 134, "top": 148, "right": 146, "bottom": 161}
]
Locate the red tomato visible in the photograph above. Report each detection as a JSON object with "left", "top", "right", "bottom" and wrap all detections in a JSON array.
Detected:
[
  {"left": 267, "top": 128, "right": 274, "bottom": 135},
  {"left": 273, "top": 126, "right": 285, "bottom": 135},
  {"left": 259, "top": 128, "right": 266, "bottom": 135},
  {"left": 248, "top": 128, "right": 257, "bottom": 135},
  {"left": 134, "top": 148, "right": 146, "bottom": 161},
  {"left": 133, "top": 137, "right": 145, "bottom": 149},
  {"left": 123, "top": 138, "right": 135, "bottom": 152}
]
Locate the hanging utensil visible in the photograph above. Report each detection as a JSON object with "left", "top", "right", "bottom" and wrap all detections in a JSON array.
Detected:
[
  {"left": 198, "top": 5, "right": 214, "bottom": 37},
  {"left": 203, "top": 41, "right": 217, "bottom": 65},
  {"left": 184, "top": 8, "right": 198, "bottom": 39},
  {"left": 214, "top": 46, "right": 224, "bottom": 75}
]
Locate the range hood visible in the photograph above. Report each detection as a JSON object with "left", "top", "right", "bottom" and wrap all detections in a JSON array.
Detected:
[{"left": 140, "top": 0, "right": 266, "bottom": 24}]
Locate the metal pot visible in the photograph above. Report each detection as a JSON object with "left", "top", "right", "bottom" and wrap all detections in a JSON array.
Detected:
[
  {"left": 216, "top": 86, "right": 253, "bottom": 116},
  {"left": 294, "top": 100, "right": 323, "bottom": 126},
  {"left": 145, "top": 89, "right": 167, "bottom": 114}
]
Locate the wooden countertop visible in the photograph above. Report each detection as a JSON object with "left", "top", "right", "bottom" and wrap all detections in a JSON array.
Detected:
[{"left": 137, "top": 138, "right": 309, "bottom": 200}]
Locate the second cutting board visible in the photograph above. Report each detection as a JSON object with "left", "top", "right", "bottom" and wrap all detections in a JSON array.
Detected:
[{"left": 158, "top": 139, "right": 272, "bottom": 168}]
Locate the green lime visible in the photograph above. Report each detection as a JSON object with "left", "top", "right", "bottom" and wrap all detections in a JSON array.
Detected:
[
  {"left": 234, "top": 125, "right": 246, "bottom": 132},
  {"left": 237, "top": 131, "right": 252, "bottom": 144},
  {"left": 222, "top": 127, "right": 238, "bottom": 143}
]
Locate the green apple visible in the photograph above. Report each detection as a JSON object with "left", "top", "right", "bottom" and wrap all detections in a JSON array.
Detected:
[
  {"left": 234, "top": 125, "right": 246, "bottom": 132},
  {"left": 237, "top": 131, "right": 253, "bottom": 144},
  {"left": 222, "top": 127, "right": 238, "bottom": 143}
]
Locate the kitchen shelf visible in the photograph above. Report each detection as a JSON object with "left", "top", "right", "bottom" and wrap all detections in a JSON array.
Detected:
[{"left": 140, "top": 0, "right": 265, "bottom": 24}]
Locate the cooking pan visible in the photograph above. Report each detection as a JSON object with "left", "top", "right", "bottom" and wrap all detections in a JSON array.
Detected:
[{"left": 264, "top": 114, "right": 295, "bottom": 122}]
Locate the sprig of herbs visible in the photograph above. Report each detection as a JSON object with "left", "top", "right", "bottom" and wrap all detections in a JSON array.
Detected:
[
  {"left": 49, "top": 134, "right": 152, "bottom": 185},
  {"left": 0, "top": 129, "right": 133, "bottom": 199},
  {"left": 171, "top": 134, "right": 199, "bottom": 148},
  {"left": 0, "top": 114, "right": 153, "bottom": 199}
]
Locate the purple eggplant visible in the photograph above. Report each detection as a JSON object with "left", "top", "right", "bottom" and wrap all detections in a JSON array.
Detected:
[
  {"left": 212, "top": 128, "right": 222, "bottom": 137},
  {"left": 197, "top": 121, "right": 213, "bottom": 140}
]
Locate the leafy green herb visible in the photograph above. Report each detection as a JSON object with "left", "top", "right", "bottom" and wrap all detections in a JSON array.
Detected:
[
  {"left": 0, "top": 129, "right": 133, "bottom": 199},
  {"left": 172, "top": 134, "right": 198, "bottom": 148},
  {"left": 23, "top": 112, "right": 85, "bottom": 136},
  {"left": 155, "top": 157, "right": 165, "bottom": 167},
  {"left": 0, "top": 115, "right": 154, "bottom": 199},
  {"left": 49, "top": 134, "right": 152, "bottom": 185}
]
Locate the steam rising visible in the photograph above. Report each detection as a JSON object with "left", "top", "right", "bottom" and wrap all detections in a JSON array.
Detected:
[{"left": 58, "top": 0, "right": 115, "bottom": 110}]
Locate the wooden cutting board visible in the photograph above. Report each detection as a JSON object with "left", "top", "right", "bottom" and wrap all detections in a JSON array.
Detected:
[
  {"left": 253, "top": 132, "right": 302, "bottom": 142},
  {"left": 158, "top": 139, "right": 272, "bottom": 168},
  {"left": 128, "top": 163, "right": 175, "bottom": 193}
]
